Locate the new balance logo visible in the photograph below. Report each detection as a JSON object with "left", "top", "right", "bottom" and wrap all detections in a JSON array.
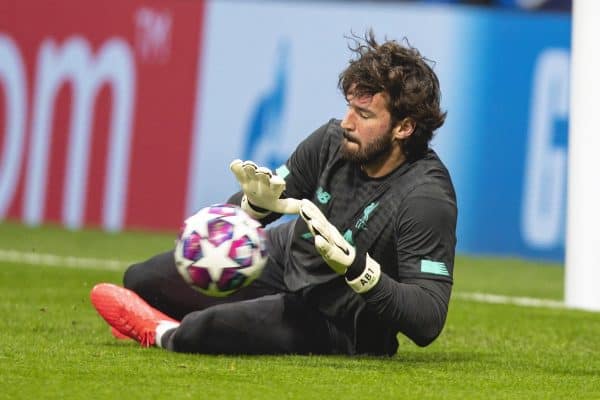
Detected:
[{"left": 316, "top": 187, "right": 331, "bottom": 204}]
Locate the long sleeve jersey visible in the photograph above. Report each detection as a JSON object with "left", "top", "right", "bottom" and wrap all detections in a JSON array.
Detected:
[{"left": 232, "top": 119, "right": 457, "bottom": 355}]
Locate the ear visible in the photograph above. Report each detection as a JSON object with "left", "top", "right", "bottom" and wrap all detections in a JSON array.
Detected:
[{"left": 392, "top": 118, "right": 416, "bottom": 140}]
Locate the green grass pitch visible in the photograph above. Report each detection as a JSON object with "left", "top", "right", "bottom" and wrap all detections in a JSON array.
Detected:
[{"left": 1, "top": 220, "right": 599, "bottom": 399}]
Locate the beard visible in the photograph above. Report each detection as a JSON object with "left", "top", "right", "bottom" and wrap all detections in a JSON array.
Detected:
[{"left": 340, "top": 128, "right": 395, "bottom": 164}]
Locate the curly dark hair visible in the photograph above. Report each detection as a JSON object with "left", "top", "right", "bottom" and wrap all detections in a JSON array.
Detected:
[{"left": 338, "top": 30, "right": 447, "bottom": 161}]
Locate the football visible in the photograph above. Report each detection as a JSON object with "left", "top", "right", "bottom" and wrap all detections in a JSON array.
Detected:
[{"left": 174, "top": 204, "right": 268, "bottom": 297}]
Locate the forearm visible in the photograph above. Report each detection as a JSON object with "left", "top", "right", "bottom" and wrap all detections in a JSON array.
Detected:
[{"left": 360, "top": 274, "right": 451, "bottom": 347}]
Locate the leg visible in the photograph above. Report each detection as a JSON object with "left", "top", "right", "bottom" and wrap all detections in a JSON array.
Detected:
[
  {"left": 123, "top": 221, "right": 293, "bottom": 320},
  {"left": 123, "top": 251, "right": 283, "bottom": 320},
  {"left": 162, "top": 293, "right": 348, "bottom": 355}
]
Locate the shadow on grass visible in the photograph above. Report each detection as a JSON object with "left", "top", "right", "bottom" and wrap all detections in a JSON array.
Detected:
[
  {"left": 289, "top": 350, "right": 488, "bottom": 369},
  {"left": 95, "top": 339, "right": 490, "bottom": 371}
]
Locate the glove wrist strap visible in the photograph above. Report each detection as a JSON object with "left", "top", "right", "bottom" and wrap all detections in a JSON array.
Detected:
[
  {"left": 345, "top": 253, "right": 381, "bottom": 293},
  {"left": 241, "top": 195, "right": 271, "bottom": 220}
]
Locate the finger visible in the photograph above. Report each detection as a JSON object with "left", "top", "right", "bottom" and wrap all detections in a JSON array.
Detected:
[
  {"left": 242, "top": 160, "right": 258, "bottom": 170},
  {"left": 298, "top": 201, "right": 311, "bottom": 223},
  {"left": 229, "top": 159, "right": 242, "bottom": 170},
  {"left": 255, "top": 166, "right": 273, "bottom": 179},
  {"left": 307, "top": 215, "right": 329, "bottom": 240},
  {"left": 328, "top": 225, "right": 348, "bottom": 248},
  {"left": 255, "top": 167, "right": 272, "bottom": 189},
  {"left": 241, "top": 160, "right": 258, "bottom": 180},
  {"left": 230, "top": 160, "right": 247, "bottom": 184},
  {"left": 304, "top": 221, "right": 317, "bottom": 237},
  {"left": 314, "top": 235, "right": 332, "bottom": 258},
  {"left": 300, "top": 209, "right": 319, "bottom": 237},
  {"left": 299, "top": 199, "right": 325, "bottom": 222},
  {"left": 269, "top": 175, "right": 286, "bottom": 198}
]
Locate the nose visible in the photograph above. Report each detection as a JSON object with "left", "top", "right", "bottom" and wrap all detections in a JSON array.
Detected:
[{"left": 341, "top": 109, "right": 354, "bottom": 131}]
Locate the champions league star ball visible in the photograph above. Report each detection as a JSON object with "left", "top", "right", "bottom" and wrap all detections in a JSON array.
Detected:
[{"left": 174, "top": 204, "right": 268, "bottom": 297}]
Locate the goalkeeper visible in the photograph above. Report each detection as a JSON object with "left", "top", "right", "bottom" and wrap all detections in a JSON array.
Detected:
[{"left": 91, "top": 30, "right": 457, "bottom": 356}]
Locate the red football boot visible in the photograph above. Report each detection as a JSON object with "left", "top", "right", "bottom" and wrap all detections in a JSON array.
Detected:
[{"left": 91, "top": 283, "right": 179, "bottom": 347}]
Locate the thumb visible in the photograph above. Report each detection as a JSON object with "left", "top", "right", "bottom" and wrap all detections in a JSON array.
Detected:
[
  {"left": 273, "top": 197, "right": 301, "bottom": 214},
  {"left": 314, "top": 235, "right": 333, "bottom": 259},
  {"left": 230, "top": 159, "right": 246, "bottom": 183}
]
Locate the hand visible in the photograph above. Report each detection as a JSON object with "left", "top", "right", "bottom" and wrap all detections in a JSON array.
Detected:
[
  {"left": 230, "top": 160, "right": 301, "bottom": 218},
  {"left": 299, "top": 199, "right": 355, "bottom": 274}
]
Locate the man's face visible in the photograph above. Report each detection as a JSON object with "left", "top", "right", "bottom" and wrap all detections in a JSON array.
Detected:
[{"left": 340, "top": 91, "right": 396, "bottom": 164}]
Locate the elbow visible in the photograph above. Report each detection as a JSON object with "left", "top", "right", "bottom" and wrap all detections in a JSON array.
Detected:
[
  {"left": 411, "top": 290, "right": 450, "bottom": 347},
  {"left": 406, "top": 313, "right": 447, "bottom": 347},
  {"left": 412, "top": 328, "right": 442, "bottom": 347}
]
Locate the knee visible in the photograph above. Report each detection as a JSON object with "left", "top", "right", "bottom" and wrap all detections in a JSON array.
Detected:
[
  {"left": 123, "top": 260, "right": 167, "bottom": 301},
  {"left": 123, "top": 251, "right": 176, "bottom": 295},
  {"left": 123, "top": 261, "right": 147, "bottom": 293}
]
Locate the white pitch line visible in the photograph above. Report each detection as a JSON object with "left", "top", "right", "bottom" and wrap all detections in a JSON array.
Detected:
[
  {"left": 0, "top": 248, "right": 567, "bottom": 309},
  {"left": 0, "top": 249, "right": 130, "bottom": 271},
  {"left": 453, "top": 291, "right": 566, "bottom": 309}
]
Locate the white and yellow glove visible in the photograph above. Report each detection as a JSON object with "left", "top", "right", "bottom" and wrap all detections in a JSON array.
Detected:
[
  {"left": 299, "top": 199, "right": 381, "bottom": 293},
  {"left": 230, "top": 160, "right": 301, "bottom": 219}
]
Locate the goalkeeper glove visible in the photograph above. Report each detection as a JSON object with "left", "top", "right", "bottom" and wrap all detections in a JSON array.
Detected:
[
  {"left": 299, "top": 199, "right": 381, "bottom": 293},
  {"left": 230, "top": 159, "right": 301, "bottom": 219}
]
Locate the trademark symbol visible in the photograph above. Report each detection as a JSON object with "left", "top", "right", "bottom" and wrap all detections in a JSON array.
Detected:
[{"left": 134, "top": 7, "right": 172, "bottom": 63}]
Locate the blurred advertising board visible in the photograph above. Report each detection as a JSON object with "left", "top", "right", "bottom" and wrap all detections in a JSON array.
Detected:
[
  {"left": 0, "top": 0, "right": 205, "bottom": 231},
  {"left": 0, "top": 1, "right": 570, "bottom": 261}
]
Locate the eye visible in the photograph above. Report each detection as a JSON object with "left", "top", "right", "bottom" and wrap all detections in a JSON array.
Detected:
[{"left": 345, "top": 101, "right": 371, "bottom": 119}]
